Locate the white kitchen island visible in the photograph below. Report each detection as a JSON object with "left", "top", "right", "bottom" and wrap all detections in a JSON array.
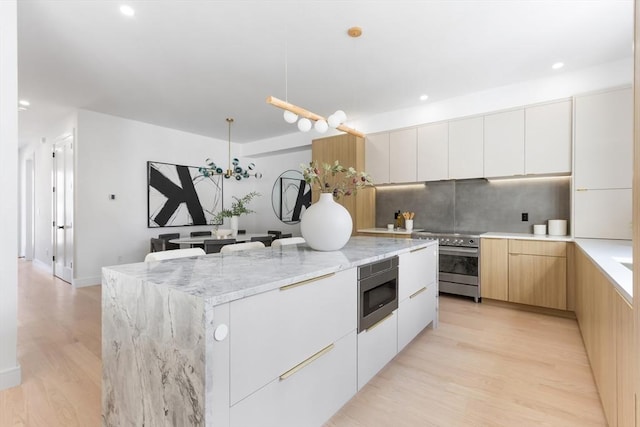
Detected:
[{"left": 101, "top": 237, "right": 438, "bottom": 427}]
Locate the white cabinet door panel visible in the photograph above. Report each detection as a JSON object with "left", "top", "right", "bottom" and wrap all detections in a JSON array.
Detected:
[
  {"left": 389, "top": 128, "right": 417, "bottom": 183},
  {"left": 574, "top": 189, "right": 632, "bottom": 240},
  {"left": 398, "top": 283, "right": 436, "bottom": 351},
  {"left": 357, "top": 311, "right": 398, "bottom": 390},
  {"left": 525, "top": 100, "right": 572, "bottom": 175},
  {"left": 417, "top": 122, "right": 449, "bottom": 181},
  {"left": 230, "top": 330, "right": 357, "bottom": 427},
  {"left": 399, "top": 245, "right": 437, "bottom": 301},
  {"left": 365, "top": 133, "right": 390, "bottom": 184},
  {"left": 483, "top": 109, "right": 525, "bottom": 178},
  {"left": 229, "top": 269, "right": 356, "bottom": 404},
  {"left": 574, "top": 88, "right": 632, "bottom": 189},
  {"left": 449, "top": 117, "right": 484, "bottom": 179}
]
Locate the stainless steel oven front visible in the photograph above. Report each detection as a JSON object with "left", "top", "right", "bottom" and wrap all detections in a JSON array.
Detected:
[
  {"left": 439, "top": 246, "right": 480, "bottom": 302},
  {"left": 358, "top": 256, "right": 399, "bottom": 332}
]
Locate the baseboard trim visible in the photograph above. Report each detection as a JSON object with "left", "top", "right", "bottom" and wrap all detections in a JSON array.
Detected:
[
  {"left": 482, "top": 298, "right": 577, "bottom": 319},
  {"left": 0, "top": 364, "right": 21, "bottom": 391},
  {"left": 32, "top": 258, "right": 52, "bottom": 273},
  {"left": 72, "top": 276, "right": 101, "bottom": 288}
]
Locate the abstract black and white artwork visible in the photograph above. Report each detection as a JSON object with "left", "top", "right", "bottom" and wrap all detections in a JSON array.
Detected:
[
  {"left": 147, "top": 161, "right": 223, "bottom": 228},
  {"left": 271, "top": 170, "right": 311, "bottom": 224}
]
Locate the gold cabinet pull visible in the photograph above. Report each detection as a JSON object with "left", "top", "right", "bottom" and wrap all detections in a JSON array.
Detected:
[
  {"left": 366, "top": 313, "right": 394, "bottom": 332},
  {"left": 279, "top": 273, "right": 335, "bottom": 291},
  {"left": 409, "top": 286, "right": 427, "bottom": 299},
  {"left": 279, "top": 343, "right": 335, "bottom": 381},
  {"left": 410, "top": 246, "right": 427, "bottom": 253},
  {"left": 576, "top": 188, "right": 588, "bottom": 192}
]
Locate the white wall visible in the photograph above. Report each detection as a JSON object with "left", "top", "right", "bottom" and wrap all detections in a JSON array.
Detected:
[
  {"left": 0, "top": 0, "right": 21, "bottom": 391},
  {"left": 74, "top": 110, "right": 236, "bottom": 286}
]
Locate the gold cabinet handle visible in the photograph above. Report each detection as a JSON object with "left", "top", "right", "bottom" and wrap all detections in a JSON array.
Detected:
[
  {"left": 409, "top": 286, "right": 427, "bottom": 299},
  {"left": 279, "top": 272, "right": 335, "bottom": 291},
  {"left": 576, "top": 188, "right": 588, "bottom": 192},
  {"left": 279, "top": 343, "right": 335, "bottom": 381},
  {"left": 366, "top": 312, "right": 394, "bottom": 332},
  {"left": 410, "top": 246, "right": 427, "bottom": 253}
]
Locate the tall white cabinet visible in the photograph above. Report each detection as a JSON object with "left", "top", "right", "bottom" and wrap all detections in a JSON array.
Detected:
[{"left": 573, "top": 87, "right": 632, "bottom": 239}]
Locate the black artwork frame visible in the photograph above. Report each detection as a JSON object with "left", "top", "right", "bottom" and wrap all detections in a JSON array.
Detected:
[
  {"left": 271, "top": 170, "right": 310, "bottom": 224},
  {"left": 147, "top": 161, "right": 223, "bottom": 228}
]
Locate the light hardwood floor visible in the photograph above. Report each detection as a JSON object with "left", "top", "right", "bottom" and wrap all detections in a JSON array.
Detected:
[{"left": 1, "top": 261, "right": 606, "bottom": 426}]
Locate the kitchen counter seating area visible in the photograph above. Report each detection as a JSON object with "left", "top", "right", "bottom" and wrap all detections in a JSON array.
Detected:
[{"left": 101, "top": 237, "right": 438, "bottom": 426}]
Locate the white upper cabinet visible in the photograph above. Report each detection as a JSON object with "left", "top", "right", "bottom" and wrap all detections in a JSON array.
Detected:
[
  {"left": 574, "top": 87, "right": 633, "bottom": 190},
  {"left": 448, "top": 116, "right": 484, "bottom": 180},
  {"left": 525, "top": 100, "right": 572, "bottom": 175},
  {"left": 365, "top": 133, "right": 390, "bottom": 184},
  {"left": 389, "top": 128, "right": 417, "bottom": 183},
  {"left": 483, "top": 109, "right": 525, "bottom": 178},
  {"left": 417, "top": 122, "right": 449, "bottom": 181}
]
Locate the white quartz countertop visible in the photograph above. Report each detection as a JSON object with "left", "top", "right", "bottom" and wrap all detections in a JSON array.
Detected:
[
  {"left": 358, "top": 227, "right": 423, "bottom": 235},
  {"left": 103, "top": 237, "right": 436, "bottom": 306},
  {"left": 481, "top": 232, "right": 574, "bottom": 242},
  {"left": 574, "top": 238, "right": 633, "bottom": 303}
]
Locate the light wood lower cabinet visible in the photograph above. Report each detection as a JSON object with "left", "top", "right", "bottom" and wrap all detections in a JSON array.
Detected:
[
  {"left": 480, "top": 238, "right": 567, "bottom": 310},
  {"left": 480, "top": 238, "right": 508, "bottom": 300},
  {"left": 575, "top": 246, "right": 633, "bottom": 427},
  {"left": 508, "top": 253, "right": 566, "bottom": 309}
]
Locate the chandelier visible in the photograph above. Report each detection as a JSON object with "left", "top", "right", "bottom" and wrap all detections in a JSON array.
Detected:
[{"left": 200, "top": 118, "right": 262, "bottom": 181}]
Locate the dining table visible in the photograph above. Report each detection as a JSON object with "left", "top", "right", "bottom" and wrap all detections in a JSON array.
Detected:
[{"left": 169, "top": 233, "right": 275, "bottom": 246}]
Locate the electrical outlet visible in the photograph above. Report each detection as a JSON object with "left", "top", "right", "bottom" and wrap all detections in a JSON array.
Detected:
[{"left": 521, "top": 212, "right": 529, "bottom": 222}]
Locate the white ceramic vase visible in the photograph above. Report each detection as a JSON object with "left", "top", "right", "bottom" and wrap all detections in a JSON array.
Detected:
[
  {"left": 300, "top": 193, "right": 353, "bottom": 251},
  {"left": 230, "top": 215, "right": 239, "bottom": 237}
]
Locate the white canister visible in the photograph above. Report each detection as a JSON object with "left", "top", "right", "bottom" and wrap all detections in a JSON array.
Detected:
[
  {"left": 405, "top": 219, "right": 414, "bottom": 232},
  {"left": 548, "top": 219, "right": 567, "bottom": 236},
  {"left": 533, "top": 224, "right": 546, "bottom": 235}
]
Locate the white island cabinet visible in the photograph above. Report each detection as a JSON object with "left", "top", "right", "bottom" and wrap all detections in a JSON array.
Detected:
[
  {"left": 398, "top": 244, "right": 438, "bottom": 351},
  {"left": 102, "top": 237, "right": 438, "bottom": 427}
]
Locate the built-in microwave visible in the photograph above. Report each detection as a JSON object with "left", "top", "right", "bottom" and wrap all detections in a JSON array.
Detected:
[{"left": 358, "top": 256, "right": 399, "bottom": 332}]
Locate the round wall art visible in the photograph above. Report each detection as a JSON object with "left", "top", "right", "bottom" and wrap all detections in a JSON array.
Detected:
[{"left": 271, "top": 170, "right": 311, "bottom": 224}]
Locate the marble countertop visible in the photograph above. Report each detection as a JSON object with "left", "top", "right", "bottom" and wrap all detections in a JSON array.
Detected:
[
  {"left": 103, "top": 237, "right": 436, "bottom": 306},
  {"left": 574, "top": 238, "right": 633, "bottom": 303},
  {"left": 358, "top": 227, "right": 423, "bottom": 235},
  {"left": 481, "top": 232, "right": 573, "bottom": 242}
]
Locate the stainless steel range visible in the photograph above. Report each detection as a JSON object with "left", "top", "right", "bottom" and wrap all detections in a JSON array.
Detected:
[{"left": 411, "top": 231, "right": 481, "bottom": 302}]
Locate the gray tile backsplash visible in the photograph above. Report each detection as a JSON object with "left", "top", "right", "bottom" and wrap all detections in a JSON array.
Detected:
[{"left": 375, "top": 178, "right": 570, "bottom": 233}]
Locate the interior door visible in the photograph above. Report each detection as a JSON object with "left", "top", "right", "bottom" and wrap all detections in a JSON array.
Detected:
[{"left": 53, "top": 133, "right": 74, "bottom": 283}]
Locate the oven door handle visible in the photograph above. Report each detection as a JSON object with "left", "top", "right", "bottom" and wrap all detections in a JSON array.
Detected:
[{"left": 439, "top": 247, "right": 479, "bottom": 257}]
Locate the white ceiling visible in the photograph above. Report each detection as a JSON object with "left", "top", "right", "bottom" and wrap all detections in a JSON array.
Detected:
[{"left": 17, "top": 0, "right": 633, "bottom": 145}]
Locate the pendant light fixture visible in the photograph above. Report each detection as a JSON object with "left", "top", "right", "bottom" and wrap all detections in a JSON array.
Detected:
[
  {"left": 267, "top": 26, "right": 364, "bottom": 138},
  {"left": 199, "top": 118, "right": 262, "bottom": 181}
]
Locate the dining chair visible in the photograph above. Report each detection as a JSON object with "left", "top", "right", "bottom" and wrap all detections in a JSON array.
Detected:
[
  {"left": 149, "top": 237, "right": 167, "bottom": 252},
  {"left": 203, "top": 238, "right": 236, "bottom": 254},
  {"left": 158, "top": 232, "right": 180, "bottom": 250},
  {"left": 190, "top": 231, "right": 212, "bottom": 249},
  {"left": 251, "top": 235, "right": 274, "bottom": 247},
  {"left": 267, "top": 230, "right": 282, "bottom": 239},
  {"left": 144, "top": 247, "right": 205, "bottom": 262},
  {"left": 220, "top": 241, "right": 265, "bottom": 254},
  {"left": 271, "top": 237, "right": 307, "bottom": 248},
  {"left": 271, "top": 237, "right": 306, "bottom": 248}
]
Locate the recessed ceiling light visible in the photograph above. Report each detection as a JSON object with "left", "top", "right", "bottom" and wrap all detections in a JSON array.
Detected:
[
  {"left": 19, "top": 99, "right": 30, "bottom": 106},
  {"left": 552, "top": 62, "right": 564, "bottom": 70},
  {"left": 419, "top": 94, "right": 429, "bottom": 101},
  {"left": 120, "top": 5, "right": 135, "bottom": 17}
]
